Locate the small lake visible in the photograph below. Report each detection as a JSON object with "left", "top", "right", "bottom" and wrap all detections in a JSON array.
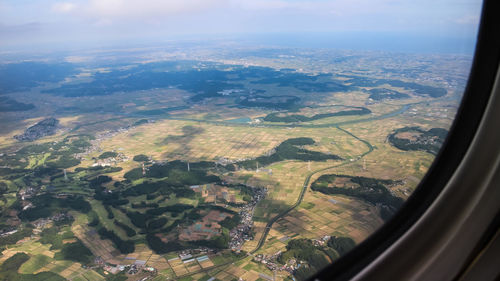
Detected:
[{"left": 226, "top": 117, "right": 252, "bottom": 123}]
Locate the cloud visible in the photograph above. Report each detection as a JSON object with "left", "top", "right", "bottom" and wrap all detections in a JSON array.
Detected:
[
  {"left": 45, "top": 0, "right": 483, "bottom": 30},
  {"left": 52, "top": 0, "right": 229, "bottom": 22},
  {"left": 52, "top": 2, "right": 76, "bottom": 13},
  {"left": 454, "top": 14, "right": 480, "bottom": 25},
  {"left": 0, "top": 0, "right": 482, "bottom": 50},
  {"left": 230, "top": 0, "right": 391, "bottom": 14}
]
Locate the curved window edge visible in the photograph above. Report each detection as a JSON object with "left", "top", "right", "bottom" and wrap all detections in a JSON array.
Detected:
[{"left": 311, "top": 0, "right": 500, "bottom": 280}]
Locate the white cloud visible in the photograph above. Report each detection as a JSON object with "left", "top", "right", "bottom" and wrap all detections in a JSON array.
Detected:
[
  {"left": 454, "top": 14, "right": 480, "bottom": 25},
  {"left": 52, "top": 2, "right": 77, "bottom": 13},
  {"left": 1, "top": 0, "right": 482, "bottom": 50},
  {"left": 230, "top": 0, "right": 392, "bottom": 14},
  {"left": 52, "top": 0, "right": 229, "bottom": 21}
]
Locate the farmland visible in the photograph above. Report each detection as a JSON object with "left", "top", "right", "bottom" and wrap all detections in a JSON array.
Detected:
[{"left": 0, "top": 46, "right": 468, "bottom": 280}]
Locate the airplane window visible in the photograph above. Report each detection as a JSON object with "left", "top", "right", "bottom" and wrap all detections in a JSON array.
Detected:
[{"left": 0, "top": 1, "right": 484, "bottom": 280}]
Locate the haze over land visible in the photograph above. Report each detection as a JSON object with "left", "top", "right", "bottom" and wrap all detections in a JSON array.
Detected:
[
  {"left": 0, "top": 0, "right": 481, "bottom": 53},
  {"left": 0, "top": 0, "right": 483, "bottom": 280},
  {"left": 0, "top": 42, "right": 474, "bottom": 280}
]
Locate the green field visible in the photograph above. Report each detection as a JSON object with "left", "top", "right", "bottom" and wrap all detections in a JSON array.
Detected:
[{"left": 0, "top": 51, "right": 465, "bottom": 281}]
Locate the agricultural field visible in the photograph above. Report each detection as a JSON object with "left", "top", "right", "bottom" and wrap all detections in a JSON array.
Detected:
[
  {"left": 0, "top": 46, "right": 468, "bottom": 280},
  {"left": 0, "top": 236, "right": 106, "bottom": 281}
]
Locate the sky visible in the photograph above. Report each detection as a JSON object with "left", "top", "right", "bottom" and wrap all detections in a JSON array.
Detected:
[{"left": 0, "top": 0, "right": 483, "bottom": 53}]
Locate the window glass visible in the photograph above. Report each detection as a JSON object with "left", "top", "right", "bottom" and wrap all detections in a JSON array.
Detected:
[{"left": 0, "top": 0, "right": 482, "bottom": 280}]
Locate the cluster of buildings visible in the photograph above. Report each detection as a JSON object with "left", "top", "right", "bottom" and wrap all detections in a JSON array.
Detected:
[
  {"left": 127, "top": 264, "right": 141, "bottom": 275},
  {"left": 312, "top": 235, "right": 331, "bottom": 247},
  {"left": 254, "top": 235, "right": 333, "bottom": 274},
  {"left": 177, "top": 247, "right": 217, "bottom": 258},
  {"left": 74, "top": 126, "right": 131, "bottom": 160},
  {"left": 0, "top": 229, "right": 18, "bottom": 237},
  {"left": 32, "top": 213, "right": 74, "bottom": 229},
  {"left": 96, "top": 256, "right": 157, "bottom": 278},
  {"left": 18, "top": 186, "right": 38, "bottom": 200},
  {"left": 217, "top": 89, "right": 243, "bottom": 96},
  {"left": 408, "top": 107, "right": 450, "bottom": 119},
  {"left": 281, "top": 258, "right": 306, "bottom": 274},
  {"left": 0, "top": 213, "right": 75, "bottom": 237},
  {"left": 254, "top": 252, "right": 305, "bottom": 274},
  {"left": 216, "top": 157, "right": 235, "bottom": 166},
  {"left": 91, "top": 152, "right": 130, "bottom": 167},
  {"left": 253, "top": 251, "right": 283, "bottom": 272},
  {"left": 229, "top": 186, "right": 267, "bottom": 251}
]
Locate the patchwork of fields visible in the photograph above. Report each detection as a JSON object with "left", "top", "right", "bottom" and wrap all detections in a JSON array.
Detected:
[{"left": 0, "top": 52, "right": 465, "bottom": 281}]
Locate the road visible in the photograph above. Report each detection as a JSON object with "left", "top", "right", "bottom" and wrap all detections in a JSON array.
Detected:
[
  {"left": 250, "top": 125, "right": 374, "bottom": 254},
  {"left": 64, "top": 101, "right": 413, "bottom": 280},
  {"left": 174, "top": 125, "right": 374, "bottom": 279}
]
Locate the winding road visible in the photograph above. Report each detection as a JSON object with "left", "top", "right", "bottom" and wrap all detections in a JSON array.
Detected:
[
  {"left": 65, "top": 101, "right": 415, "bottom": 280},
  {"left": 250, "top": 125, "right": 374, "bottom": 254},
  {"left": 175, "top": 124, "right": 374, "bottom": 279}
]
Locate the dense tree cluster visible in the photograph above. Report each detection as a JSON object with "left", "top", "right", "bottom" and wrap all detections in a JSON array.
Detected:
[
  {"left": 56, "top": 240, "right": 93, "bottom": 264},
  {"left": 0, "top": 62, "right": 77, "bottom": 93},
  {"left": 239, "top": 138, "right": 341, "bottom": 169},
  {"left": 18, "top": 195, "right": 90, "bottom": 221},
  {"left": 221, "top": 184, "right": 256, "bottom": 203},
  {"left": 0, "top": 97, "right": 35, "bottom": 112},
  {"left": 388, "top": 126, "right": 448, "bottom": 155},
  {"left": 346, "top": 76, "right": 447, "bottom": 98},
  {"left": 98, "top": 151, "right": 118, "bottom": 159},
  {"left": 91, "top": 180, "right": 129, "bottom": 206},
  {"left": 311, "top": 175, "right": 402, "bottom": 206},
  {"left": 250, "top": 71, "right": 349, "bottom": 93},
  {"left": 146, "top": 234, "right": 183, "bottom": 254},
  {"left": 327, "top": 236, "right": 356, "bottom": 256},
  {"left": 132, "top": 154, "right": 149, "bottom": 162},
  {"left": 311, "top": 174, "right": 404, "bottom": 220},
  {"left": 0, "top": 227, "right": 33, "bottom": 247},
  {"left": 88, "top": 215, "right": 100, "bottom": 227},
  {"left": 123, "top": 161, "right": 220, "bottom": 194},
  {"left": 278, "top": 236, "right": 357, "bottom": 281},
  {"left": 113, "top": 220, "right": 136, "bottom": 237},
  {"left": 278, "top": 239, "right": 330, "bottom": 280},
  {"left": 97, "top": 227, "right": 135, "bottom": 254},
  {"left": 147, "top": 217, "right": 168, "bottom": 230},
  {"left": 132, "top": 119, "right": 149, "bottom": 126},
  {"left": 140, "top": 205, "right": 237, "bottom": 253},
  {"left": 219, "top": 214, "right": 241, "bottom": 230},
  {"left": 367, "top": 88, "right": 410, "bottom": 100},
  {"left": 104, "top": 205, "right": 114, "bottom": 219},
  {"left": 146, "top": 230, "right": 231, "bottom": 255},
  {"left": 126, "top": 211, "right": 151, "bottom": 229},
  {"left": 239, "top": 95, "right": 300, "bottom": 110},
  {"left": 0, "top": 135, "right": 91, "bottom": 170}
]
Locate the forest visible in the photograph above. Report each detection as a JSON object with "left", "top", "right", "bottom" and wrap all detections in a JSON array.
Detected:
[
  {"left": 239, "top": 137, "right": 341, "bottom": 169},
  {"left": 311, "top": 174, "right": 404, "bottom": 220},
  {"left": 278, "top": 236, "right": 356, "bottom": 281},
  {"left": 388, "top": 126, "right": 448, "bottom": 154},
  {"left": 0, "top": 97, "right": 35, "bottom": 112}
]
